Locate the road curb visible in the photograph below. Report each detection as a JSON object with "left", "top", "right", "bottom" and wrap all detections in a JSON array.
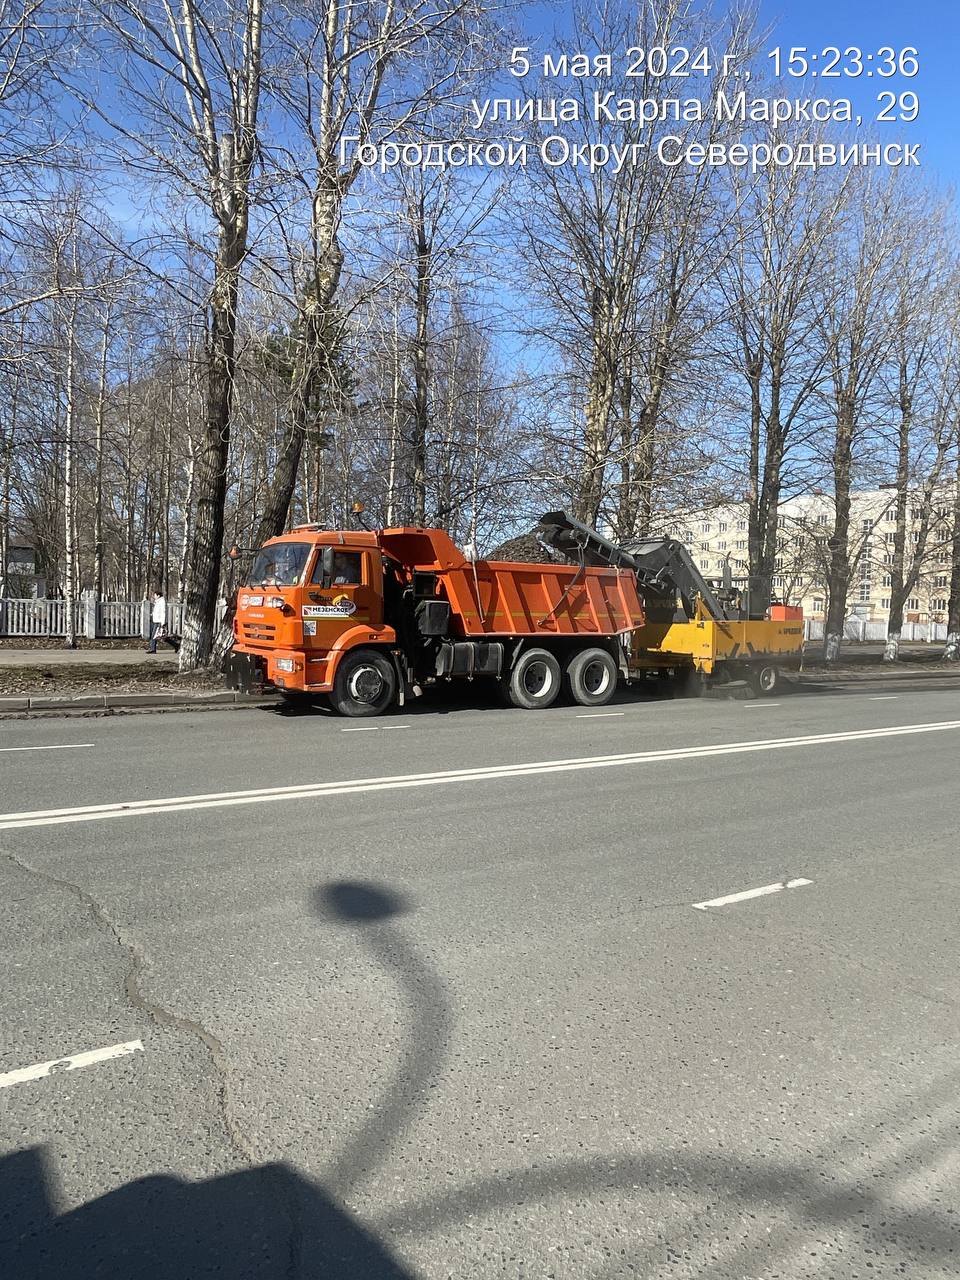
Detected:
[{"left": 1, "top": 691, "right": 278, "bottom": 715}]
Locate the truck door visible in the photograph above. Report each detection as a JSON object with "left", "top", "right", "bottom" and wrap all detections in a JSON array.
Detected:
[{"left": 302, "top": 547, "right": 382, "bottom": 647}]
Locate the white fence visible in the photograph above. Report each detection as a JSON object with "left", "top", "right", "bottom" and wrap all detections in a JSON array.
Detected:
[
  {"left": 96, "top": 600, "right": 143, "bottom": 638},
  {"left": 803, "top": 618, "right": 948, "bottom": 643},
  {"left": 1, "top": 597, "right": 71, "bottom": 637},
  {"left": 0, "top": 596, "right": 197, "bottom": 639}
]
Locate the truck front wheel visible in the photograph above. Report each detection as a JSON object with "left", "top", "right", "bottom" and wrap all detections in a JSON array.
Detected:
[
  {"left": 330, "top": 649, "right": 397, "bottom": 717},
  {"left": 506, "top": 648, "right": 561, "bottom": 710},
  {"left": 565, "top": 647, "right": 617, "bottom": 707}
]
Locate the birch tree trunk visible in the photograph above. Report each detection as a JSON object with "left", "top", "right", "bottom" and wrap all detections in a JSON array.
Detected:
[
  {"left": 883, "top": 365, "right": 912, "bottom": 662},
  {"left": 823, "top": 392, "right": 855, "bottom": 663},
  {"left": 62, "top": 290, "right": 79, "bottom": 648},
  {"left": 944, "top": 433, "right": 960, "bottom": 661},
  {"left": 410, "top": 194, "right": 430, "bottom": 525}
]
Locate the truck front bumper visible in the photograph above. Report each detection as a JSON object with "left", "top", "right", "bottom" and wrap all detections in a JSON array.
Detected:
[{"left": 229, "top": 647, "right": 334, "bottom": 693}]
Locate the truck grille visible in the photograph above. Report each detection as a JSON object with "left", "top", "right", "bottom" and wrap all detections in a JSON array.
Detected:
[{"left": 240, "top": 622, "right": 277, "bottom": 642}]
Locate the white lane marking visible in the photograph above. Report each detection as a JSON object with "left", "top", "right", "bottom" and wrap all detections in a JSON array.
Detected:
[
  {"left": 693, "top": 878, "right": 812, "bottom": 910},
  {"left": 870, "top": 696, "right": 898, "bottom": 700},
  {"left": 575, "top": 712, "right": 624, "bottom": 719},
  {"left": 0, "top": 743, "right": 94, "bottom": 754},
  {"left": 0, "top": 719, "right": 958, "bottom": 832},
  {"left": 341, "top": 724, "right": 410, "bottom": 733},
  {"left": 0, "top": 1039, "right": 144, "bottom": 1090},
  {"left": 744, "top": 703, "right": 780, "bottom": 708}
]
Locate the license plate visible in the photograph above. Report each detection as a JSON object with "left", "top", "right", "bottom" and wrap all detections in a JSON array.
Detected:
[{"left": 240, "top": 593, "right": 263, "bottom": 607}]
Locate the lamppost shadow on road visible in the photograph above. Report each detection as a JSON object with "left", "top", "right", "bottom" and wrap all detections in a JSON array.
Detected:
[{"left": 310, "top": 880, "right": 452, "bottom": 1200}]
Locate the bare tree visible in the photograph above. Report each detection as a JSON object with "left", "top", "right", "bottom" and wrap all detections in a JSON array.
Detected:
[
  {"left": 718, "top": 133, "right": 850, "bottom": 612},
  {"left": 82, "top": 0, "right": 266, "bottom": 666},
  {"left": 879, "top": 204, "right": 956, "bottom": 660},
  {"left": 818, "top": 173, "right": 900, "bottom": 662},
  {"left": 514, "top": 0, "right": 756, "bottom": 530}
]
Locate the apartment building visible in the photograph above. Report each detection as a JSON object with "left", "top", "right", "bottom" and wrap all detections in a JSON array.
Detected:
[{"left": 660, "top": 488, "right": 956, "bottom": 623}]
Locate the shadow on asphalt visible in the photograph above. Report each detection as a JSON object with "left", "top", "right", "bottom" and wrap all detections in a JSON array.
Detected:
[
  {"left": 269, "top": 669, "right": 960, "bottom": 721},
  {"left": 4, "top": 879, "right": 959, "bottom": 1278}
]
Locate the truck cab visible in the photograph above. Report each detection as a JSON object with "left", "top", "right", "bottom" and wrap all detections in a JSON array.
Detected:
[{"left": 231, "top": 529, "right": 397, "bottom": 703}]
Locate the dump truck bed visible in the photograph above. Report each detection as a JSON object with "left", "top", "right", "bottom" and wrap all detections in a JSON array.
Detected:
[{"left": 380, "top": 528, "right": 645, "bottom": 638}]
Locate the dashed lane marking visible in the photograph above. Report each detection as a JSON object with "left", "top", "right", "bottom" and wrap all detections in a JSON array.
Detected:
[
  {"left": 0, "top": 743, "right": 94, "bottom": 753},
  {"left": 693, "top": 878, "right": 812, "bottom": 910},
  {"left": 0, "top": 1040, "right": 144, "bottom": 1090}
]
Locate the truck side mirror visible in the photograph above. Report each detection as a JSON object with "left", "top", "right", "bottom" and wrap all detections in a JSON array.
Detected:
[{"left": 321, "top": 546, "right": 334, "bottom": 588}]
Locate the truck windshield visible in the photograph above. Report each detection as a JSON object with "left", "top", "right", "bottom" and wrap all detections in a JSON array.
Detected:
[{"left": 247, "top": 542, "right": 310, "bottom": 587}]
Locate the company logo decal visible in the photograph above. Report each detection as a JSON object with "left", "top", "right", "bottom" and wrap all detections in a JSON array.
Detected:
[{"left": 303, "top": 594, "right": 357, "bottom": 619}]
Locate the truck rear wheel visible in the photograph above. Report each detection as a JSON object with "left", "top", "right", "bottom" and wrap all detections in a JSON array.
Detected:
[
  {"left": 565, "top": 647, "right": 617, "bottom": 707},
  {"left": 506, "top": 648, "right": 561, "bottom": 710},
  {"left": 330, "top": 649, "right": 397, "bottom": 717},
  {"left": 748, "top": 663, "right": 780, "bottom": 696}
]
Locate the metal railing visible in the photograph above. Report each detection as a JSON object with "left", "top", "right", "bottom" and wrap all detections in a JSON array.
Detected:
[
  {"left": 0, "top": 596, "right": 218, "bottom": 639},
  {"left": 803, "top": 618, "right": 948, "bottom": 643}
]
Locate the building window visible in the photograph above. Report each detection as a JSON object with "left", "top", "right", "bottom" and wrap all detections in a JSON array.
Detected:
[
  {"left": 938, "top": 529, "right": 950, "bottom": 542},
  {"left": 907, "top": 597, "right": 920, "bottom": 610},
  {"left": 701, "top": 523, "right": 711, "bottom": 534},
  {"left": 885, "top": 531, "right": 896, "bottom": 544},
  {"left": 885, "top": 508, "right": 896, "bottom": 522},
  {"left": 717, "top": 540, "right": 727, "bottom": 551},
  {"left": 881, "top": 598, "right": 891, "bottom": 609},
  {"left": 932, "top": 598, "right": 948, "bottom": 612},
  {"left": 883, "top": 554, "right": 894, "bottom": 566},
  {"left": 737, "top": 519, "right": 746, "bottom": 530},
  {"left": 861, "top": 518, "right": 872, "bottom": 531},
  {"left": 718, "top": 522, "right": 727, "bottom": 533},
  {"left": 858, "top": 583, "right": 871, "bottom": 602},
  {"left": 736, "top": 540, "right": 747, "bottom": 550},
  {"left": 817, "top": 515, "right": 828, "bottom": 526},
  {"left": 812, "top": 597, "right": 823, "bottom": 611},
  {"left": 772, "top": 576, "right": 784, "bottom": 588},
  {"left": 936, "top": 575, "right": 948, "bottom": 589},
  {"left": 883, "top": 575, "right": 891, "bottom": 587}
]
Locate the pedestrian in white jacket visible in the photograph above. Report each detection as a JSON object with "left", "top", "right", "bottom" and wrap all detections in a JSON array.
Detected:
[{"left": 146, "top": 591, "right": 173, "bottom": 654}]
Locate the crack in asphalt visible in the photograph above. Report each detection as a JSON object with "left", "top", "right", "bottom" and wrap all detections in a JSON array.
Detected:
[{"left": 1, "top": 847, "right": 303, "bottom": 1278}]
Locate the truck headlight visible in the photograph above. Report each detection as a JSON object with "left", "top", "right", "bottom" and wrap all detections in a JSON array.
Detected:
[{"left": 275, "top": 658, "right": 295, "bottom": 673}]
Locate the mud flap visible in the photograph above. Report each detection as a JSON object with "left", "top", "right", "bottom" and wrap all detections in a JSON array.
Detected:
[{"left": 223, "top": 651, "right": 266, "bottom": 694}]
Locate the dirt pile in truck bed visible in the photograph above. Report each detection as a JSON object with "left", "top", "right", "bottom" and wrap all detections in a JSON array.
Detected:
[{"left": 486, "top": 529, "right": 567, "bottom": 564}]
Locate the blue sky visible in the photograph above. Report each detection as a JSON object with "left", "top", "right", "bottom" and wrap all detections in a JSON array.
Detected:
[
  {"left": 757, "top": 0, "right": 956, "bottom": 183},
  {"left": 520, "top": 0, "right": 957, "bottom": 187}
]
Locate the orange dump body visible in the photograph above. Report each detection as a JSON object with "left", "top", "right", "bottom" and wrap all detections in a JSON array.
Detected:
[{"left": 379, "top": 528, "right": 645, "bottom": 638}]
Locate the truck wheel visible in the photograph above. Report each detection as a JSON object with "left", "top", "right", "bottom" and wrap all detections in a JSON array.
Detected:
[
  {"left": 749, "top": 663, "right": 780, "bottom": 697},
  {"left": 330, "top": 649, "right": 397, "bottom": 717},
  {"left": 565, "top": 647, "right": 617, "bottom": 707},
  {"left": 506, "top": 648, "right": 561, "bottom": 710}
]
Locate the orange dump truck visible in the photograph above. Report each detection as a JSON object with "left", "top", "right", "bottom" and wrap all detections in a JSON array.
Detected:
[{"left": 227, "top": 512, "right": 803, "bottom": 716}]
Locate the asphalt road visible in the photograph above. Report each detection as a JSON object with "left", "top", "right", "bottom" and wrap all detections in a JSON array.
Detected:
[{"left": 2, "top": 679, "right": 959, "bottom": 1279}]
